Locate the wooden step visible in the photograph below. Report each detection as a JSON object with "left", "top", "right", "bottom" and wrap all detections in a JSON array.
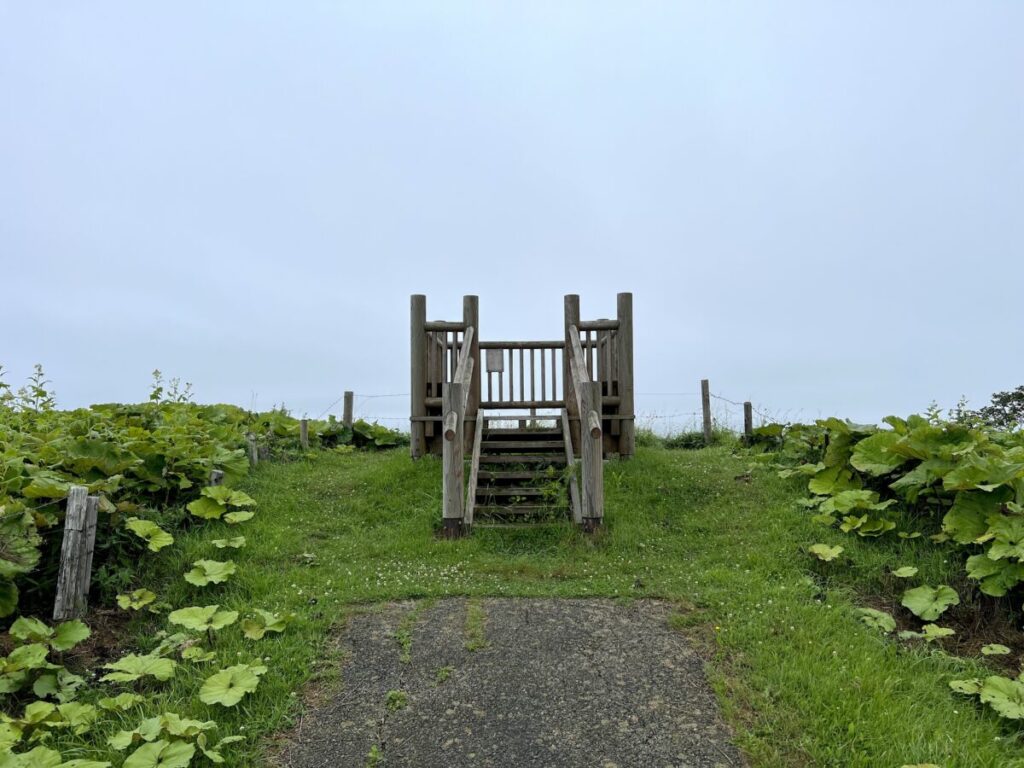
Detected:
[
  {"left": 481, "top": 440, "right": 564, "bottom": 451},
  {"left": 478, "top": 470, "right": 555, "bottom": 482},
  {"left": 482, "top": 428, "right": 561, "bottom": 438},
  {"left": 473, "top": 504, "right": 568, "bottom": 516},
  {"left": 476, "top": 487, "right": 551, "bottom": 497},
  {"left": 478, "top": 455, "right": 567, "bottom": 465}
]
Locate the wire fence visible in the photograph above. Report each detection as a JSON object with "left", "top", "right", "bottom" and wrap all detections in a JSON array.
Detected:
[{"left": 311, "top": 387, "right": 807, "bottom": 435}]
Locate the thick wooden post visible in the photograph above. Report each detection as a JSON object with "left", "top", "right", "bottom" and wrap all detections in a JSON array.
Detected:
[
  {"left": 441, "top": 382, "right": 465, "bottom": 537},
  {"left": 564, "top": 294, "right": 581, "bottom": 449},
  {"left": 299, "top": 419, "right": 309, "bottom": 450},
  {"left": 580, "top": 381, "right": 604, "bottom": 531},
  {"left": 463, "top": 295, "right": 480, "bottom": 448},
  {"left": 411, "top": 295, "right": 427, "bottom": 459},
  {"left": 343, "top": 391, "right": 354, "bottom": 429},
  {"left": 247, "top": 433, "right": 258, "bottom": 465},
  {"left": 701, "top": 379, "right": 712, "bottom": 446},
  {"left": 209, "top": 469, "right": 225, "bottom": 486},
  {"left": 53, "top": 486, "right": 99, "bottom": 621},
  {"left": 616, "top": 292, "right": 635, "bottom": 458},
  {"left": 744, "top": 402, "right": 753, "bottom": 443}
]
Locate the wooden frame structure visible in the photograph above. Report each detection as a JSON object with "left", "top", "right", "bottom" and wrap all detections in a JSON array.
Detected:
[{"left": 411, "top": 294, "right": 634, "bottom": 535}]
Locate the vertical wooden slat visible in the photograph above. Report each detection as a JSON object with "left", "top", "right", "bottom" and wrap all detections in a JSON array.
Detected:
[
  {"left": 519, "top": 349, "right": 525, "bottom": 403},
  {"left": 410, "top": 295, "right": 426, "bottom": 458},
  {"left": 551, "top": 348, "right": 558, "bottom": 403},
  {"left": 508, "top": 347, "right": 514, "bottom": 401},
  {"left": 498, "top": 349, "right": 504, "bottom": 402},
  {"left": 299, "top": 419, "right": 309, "bottom": 450},
  {"left": 540, "top": 347, "right": 546, "bottom": 401},
  {"left": 530, "top": 349, "right": 536, "bottom": 402},
  {"left": 744, "top": 401, "right": 753, "bottom": 442},
  {"left": 617, "top": 292, "right": 635, "bottom": 458},
  {"left": 701, "top": 378, "right": 713, "bottom": 446}
]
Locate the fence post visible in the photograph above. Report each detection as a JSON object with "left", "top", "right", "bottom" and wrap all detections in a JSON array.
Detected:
[
  {"left": 247, "top": 433, "right": 258, "bottom": 466},
  {"left": 441, "top": 382, "right": 465, "bottom": 538},
  {"left": 53, "top": 486, "right": 99, "bottom": 621},
  {"left": 743, "top": 402, "right": 753, "bottom": 443},
  {"left": 616, "top": 292, "right": 635, "bottom": 458},
  {"left": 701, "top": 379, "right": 712, "bottom": 446},
  {"left": 209, "top": 469, "right": 225, "bottom": 486},
  {"left": 580, "top": 381, "right": 604, "bottom": 531},
  {"left": 299, "top": 418, "right": 309, "bottom": 450},
  {"left": 410, "top": 295, "right": 427, "bottom": 459},
  {"left": 343, "top": 391, "right": 354, "bottom": 430}
]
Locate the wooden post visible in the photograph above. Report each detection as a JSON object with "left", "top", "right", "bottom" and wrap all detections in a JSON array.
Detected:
[
  {"left": 463, "top": 295, "right": 480, "bottom": 448},
  {"left": 580, "top": 381, "right": 604, "bottom": 531},
  {"left": 209, "top": 469, "right": 225, "bottom": 486},
  {"left": 247, "top": 433, "right": 258, "bottom": 465},
  {"left": 441, "top": 382, "right": 465, "bottom": 538},
  {"left": 616, "top": 292, "right": 635, "bottom": 458},
  {"left": 53, "top": 486, "right": 99, "bottom": 621},
  {"left": 744, "top": 401, "right": 753, "bottom": 443},
  {"left": 299, "top": 418, "right": 309, "bottom": 450},
  {"left": 410, "top": 295, "right": 427, "bottom": 459},
  {"left": 343, "top": 391, "right": 354, "bottom": 429},
  {"left": 564, "top": 294, "right": 581, "bottom": 450},
  {"left": 701, "top": 379, "right": 712, "bottom": 446}
]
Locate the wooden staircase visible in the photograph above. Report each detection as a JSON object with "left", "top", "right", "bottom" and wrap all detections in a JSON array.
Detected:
[{"left": 468, "top": 416, "right": 576, "bottom": 527}]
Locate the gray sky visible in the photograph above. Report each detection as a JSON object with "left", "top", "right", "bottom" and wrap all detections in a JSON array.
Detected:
[{"left": 2, "top": 2, "right": 1022, "bottom": 430}]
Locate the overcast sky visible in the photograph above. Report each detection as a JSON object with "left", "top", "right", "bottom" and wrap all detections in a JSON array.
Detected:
[{"left": 2, "top": 3, "right": 1021, "bottom": 430}]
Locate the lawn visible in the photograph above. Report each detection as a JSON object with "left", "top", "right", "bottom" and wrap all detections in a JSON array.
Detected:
[{"left": 67, "top": 445, "right": 1024, "bottom": 767}]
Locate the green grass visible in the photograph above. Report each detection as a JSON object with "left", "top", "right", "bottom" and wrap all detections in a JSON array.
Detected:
[{"left": 64, "top": 445, "right": 1024, "bottom": 766}]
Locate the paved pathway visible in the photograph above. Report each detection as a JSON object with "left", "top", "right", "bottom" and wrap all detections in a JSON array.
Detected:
[{"left": 277, "top": 599, "right": 743, "bottom": 768}]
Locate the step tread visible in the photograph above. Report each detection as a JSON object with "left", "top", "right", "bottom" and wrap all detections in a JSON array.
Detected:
[
  {"left": 478, "top": 470, "right": 555, "bottom": 481},
  {"left": 478, "top": 455, "right": 567, "bottom": 464},
  {"left": 481, "top": 440, "right": 566, "bottom": 450},
  {"left": 476, "top": 486, "right": 555, "bottom": 496},
  {"left": 474, "top": 504, "right": 569, "bottom": 513}
]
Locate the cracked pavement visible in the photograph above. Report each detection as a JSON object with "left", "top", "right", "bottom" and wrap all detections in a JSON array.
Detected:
[{"left": 276, "top": 599, "right": 743, "bottom": 768}]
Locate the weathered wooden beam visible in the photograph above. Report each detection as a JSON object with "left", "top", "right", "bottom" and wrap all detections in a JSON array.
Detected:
[
  {"left": 744, "top": 401, "right": 753, "bottom": 442},
  {"left": 578, "top": 319, "right": 620, "bottom": 331},
  {"left": 53, "top": 486, "right": 99, "bottom": 621},
  {"left": 424, "top": 320, "right": 466, "bottom": 332},
  {"left": 478, "top": 340, "right": 563, "bottom": 350},
  {"left": 299, "top": 419, "right": 309, "bottom": 450},
  {"left": 343, "top": 391, "right": 354, "bottom": 429},
  {"left": 209, "top": 469, "right": 225, "bottom": 486},
  {"left": 701, "top": 378, "right": 713, "bottom": 445},
  {"left": 441, "top": 382, "right": 465, "bottom": 537},
  {"left": 617, "top": 292, "right": 635, "bottom": 458},
  {"left": 561, "top": 409, "right": 583, "bottom": 524},
  {"left": 410, "top": 295, "right": 427, "bottom": 459},
  {"left": 465, "top": 415, "right": 483, "bottom": 527},
  {"left": 247, "top": 433, "right": 258, "bottom": 466}
]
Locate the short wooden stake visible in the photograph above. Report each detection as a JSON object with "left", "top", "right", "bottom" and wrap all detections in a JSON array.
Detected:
[
  {"left": 343, "top": 391, "right": 354, "bottom": 429},
  {"left": 53, "top": 486, "right": 99, "bottom": 621},
  {"left": 209, "top": 469, "right": 225, "bottom": 486},
  {"left": 299, "top": 418, "right": 309, "bottom": 450},
  {"left": 247, "top": 433, "right": 258, "bottom": 466},
  {"left": 701, "top": 379, "right": 712, "bottom": 446},
  {"left": 743, "top": 402, "right": 753, "bottom": 443}
]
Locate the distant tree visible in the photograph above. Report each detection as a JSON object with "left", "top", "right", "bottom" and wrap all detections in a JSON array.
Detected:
[{"left": 976, "top": 386, "right": 1024, "bottom": 429}]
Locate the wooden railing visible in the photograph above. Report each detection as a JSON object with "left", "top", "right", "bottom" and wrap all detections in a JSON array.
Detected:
[
  {"left": 441, "top": 325, "right": 476, "bottom": 537},
  {"left": 567, "top": 323, "right": 604, "bottom": 527}
]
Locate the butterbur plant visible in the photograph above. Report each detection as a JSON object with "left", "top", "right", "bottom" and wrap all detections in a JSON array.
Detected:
[
  {"left": 184, "top": 559, "right": 236, "bottom": 587},
  {"left": 187, "top": 486, "right": 257, "bottom": 521},
  {"left": 199, "top": 663, "right": 267, "bottom": 707}
]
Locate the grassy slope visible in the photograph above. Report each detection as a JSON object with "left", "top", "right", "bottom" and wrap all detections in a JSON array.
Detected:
[{"left": 74, "top": 446, "right": 1024, "bottom": 767}]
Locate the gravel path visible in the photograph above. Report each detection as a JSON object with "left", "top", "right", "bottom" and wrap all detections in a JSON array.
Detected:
[{"left": 276, "top": 599, "right": 744, "bottom": 768}]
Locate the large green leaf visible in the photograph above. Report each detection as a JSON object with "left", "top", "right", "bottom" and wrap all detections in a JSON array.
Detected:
[
  {"left": 980, "top": 676, "right": 1024, "bottom": 720},
  {"left": 100, "top": 652, "right": 176, "bottom": 683},
  {"left": 125, "top": 518, "right": 174, "bottom": 553},
  {"left": 199, "top": 663, "right": 267, "bottom": 706},
  {"left": 168, "top": 605, "right": 238, "bottom": 632},
  {"left": 942, "top": 490, "right": 1007, "bottom": 544},
  {"left": 966, "top": 554, "right": 1024, "bottom": 596},
  {"left": 901, "top": 585, "right": 960, "bottom": 621},
  {"left": 116, "top": 589, "right": 157, "bottom": 611},
  {"left": 856, "top": 607, "right": 896, "bottom": 633},
  {"left": 241, "top": 609, "right": 295, "bottom": 640},
  {"left": 51, "top": 620, "right": 90, "bottom": 651},
  {"left": 850, "top": 431, "right": 908, "bottom": 475},
  {"left": 123, "top": 740, "right": 195, "bottom": 768},
  {"left": 987, "top": 516, "right": 1024, "bottom": 560},
  {"left": 184, "top": 560, "right": 236, "bottom": 587}
]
